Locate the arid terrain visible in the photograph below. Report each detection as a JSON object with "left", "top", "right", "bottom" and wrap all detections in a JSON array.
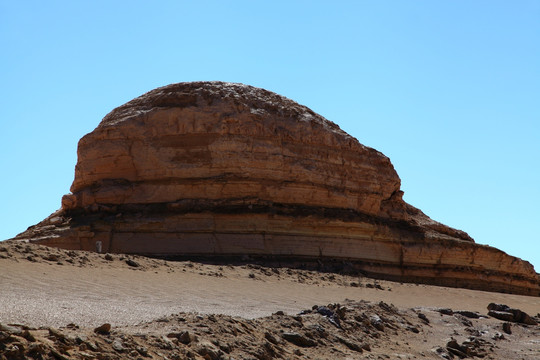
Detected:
[
  {"left": 19, "top": 82, "right": 540, "bottom": 298},
  {"left": 1, "top": 240, "right": 539, "bottom": 359}
]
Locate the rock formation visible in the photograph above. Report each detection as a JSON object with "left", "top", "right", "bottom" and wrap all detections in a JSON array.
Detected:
[{"left": 13, "top": 81, "right": 540, "bottom": 296}]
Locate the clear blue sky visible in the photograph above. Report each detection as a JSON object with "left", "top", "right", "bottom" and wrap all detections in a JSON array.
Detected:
[{"left": 1, "top": 1, "right": 539, "bottom": 271}]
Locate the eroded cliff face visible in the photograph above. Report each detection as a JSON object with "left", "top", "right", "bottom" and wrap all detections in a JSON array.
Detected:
[{"left": 13, "top": 81, "right": 540, "bottom": 296}]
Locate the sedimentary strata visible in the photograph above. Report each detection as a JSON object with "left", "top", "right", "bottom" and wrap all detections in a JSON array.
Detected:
[{"left": 13, "top": 81, "right": 540, "bottom": 296}]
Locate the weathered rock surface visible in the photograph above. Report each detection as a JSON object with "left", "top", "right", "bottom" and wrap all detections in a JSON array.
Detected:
[
  {"left": 12, "top": 81, "right": 540, "bottom": 296},
  {"left": 487, "top": 303, "right": 538, "bottom": 325}
]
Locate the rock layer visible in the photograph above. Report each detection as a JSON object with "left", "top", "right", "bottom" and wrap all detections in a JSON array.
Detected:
[{"left": 13, "top": 81, "right": 540, "bottom": 296}]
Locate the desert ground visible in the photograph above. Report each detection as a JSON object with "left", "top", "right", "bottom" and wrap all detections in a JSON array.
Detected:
[{"left": 1, "top": 240, "right": 539, "bottom": 359}]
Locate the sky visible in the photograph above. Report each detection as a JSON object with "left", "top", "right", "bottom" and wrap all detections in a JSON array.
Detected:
[{"left": 1, "top": 1, "right": 539, "bottom": 271}]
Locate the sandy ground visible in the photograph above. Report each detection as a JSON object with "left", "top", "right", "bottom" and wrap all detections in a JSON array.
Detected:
[{"left": 1, "top": 241, "right": 539, "bottom": 359}]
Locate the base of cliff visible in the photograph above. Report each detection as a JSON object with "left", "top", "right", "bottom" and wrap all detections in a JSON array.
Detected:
[{"left": 12, "top": 206, "right": 540, "bottom": 297}]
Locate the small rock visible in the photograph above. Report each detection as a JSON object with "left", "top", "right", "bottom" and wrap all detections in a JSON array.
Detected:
[
  {"left": 136, "top": 345, "right": 149, "bottom": 356},
  {"left": 487, "top": 303, "right": 510, "bottom": 312},
  {"left": 104, "top": 254, "right": 114, "bottom": 261},
  {"left": 94, "top": 323, "right": 111, "bottom": 334},
  {"left": 487, "top": 303, "right": 537, "bottom": 325},
  {"left": 454, "top": 310, "right": 481, "bottom": 319},
  {"left": 76, "top": 334, "right": 88, "bottom": 344},
  {"left": 337, "top": 336, "right": 363, "bottom": 353},
  {"left": 0, "top": 331, "right": 12, "bottom": 343},
  {"left": 156, "top": 336, "right": 174, "bottom": 350},
  {"left": 5, "top": 344, "right": 25, "bottom": 359},
  {"left": 407, "top": 325, "right": 420, "bottom": 333},
  {"left": 28, "top": 343, "right": 46, "bottom": 355},
  {"left": 281, "top": 332, "right": 317, "bottom": 347},
  {"left": 370, "top": 315, "right": 385, "bottom": 331},
  {"left": 437, "top": 308, "right": 454, "bottom": 316},
  {"left": 317, "top": 306, "right": 341, "bottom": 327},
  {"left": 454, "top": 314, "right": 473, "bottom": 327},
  {"left": 44, "top": 254, "right": 59, "bottom": 262},
  {"left": 79, "top": 352, "right": 94, "bottom": 359},
  {"left": 0, "top": 323, "right": 23, "bottom": 335},
  {"left": 50, "top": 347, "right": 70, "bottom": 360},
  {"left": 335, "top": 305, "right": 347, "bottom": 319},
  {"left": 126, "top": 259, "right": 140, "bottom": 267},
  {"left": 48, "top": 327, "right": 66, "bottom": 341},
  {"left": 488, "top": 310, "right": 515, "bottom": 322},
  {"left": 316, "top": 306, "right": 334, "bottom": 317},
  {"left": 195, "top": 341, "right": 221, "bottom": 360},
  {"left": 446, "top": 339, "right": 469, "bottom": 358},
  {"left": 22, "top": 330, "right": 36, "bottom": 342},
  {"left": 502, "top": 322, "right": 512, "bottom": 334},
  {"left": 264, "top": 332, "right": 280, "bottom": 345},
  {"left": 514, "top": 310, "right": 537, "bottom": 325},
  {"left": 418, "top": 312, "right": 430, "bottom": 324},
  {"left": 176, "top": 331, "right": 197, "bottom": 344},
  {"left": 112, "top": 338, "right": 125, "bottom": 352},
  {"left": 84, "top": 340, "right": 99, "bottom": 352}
]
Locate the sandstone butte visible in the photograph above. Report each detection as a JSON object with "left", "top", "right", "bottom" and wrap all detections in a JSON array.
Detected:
[{"left": 12, "top": 81, "right": 540, "bottom": 296}]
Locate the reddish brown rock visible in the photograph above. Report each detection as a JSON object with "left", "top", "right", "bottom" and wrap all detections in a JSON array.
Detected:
[{"left": 13, "top": 81, "right": 540, "bottom": 296}]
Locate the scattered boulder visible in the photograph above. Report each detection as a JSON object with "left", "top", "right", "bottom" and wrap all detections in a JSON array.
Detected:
[
  {"left": 446, "top": 338, "right": 489, "bottom": 359},
  {"left": 454, "top": 310, "right": 482, "bottom": 319},
  {"left": 194, "top": 340, "right": 221, "bottom": 360},
  {"left": 125, "top": 259, "right": 140, "bottom": 268},
  {"left": 281, "top": 332, "right": 317, "bottom": 347},
  {"left": 436, "top": 308, "right": 454, "bottom": 316},
  {"left": 369, "top": 315, "right": 385, "bottom": 331},
  {"left": 0, "top": 331, "right": 13, "bottom": 343},
  {"left": 446, "top": 339, "right": 470, "bottom": 358},
  {"left": 48, "top": 327, "right": 67, "bottom": 342},
  {"left": 168, "top": 330, "right": 197, "bottom": 344},
  {"left": 336, "top": 336, "right": 364, "bottom": 353},
  {"left": 488, "top": 310, "right": 515, "bottom": 322},
  {"left": 0, "top": 323, "right": 23, "bottom": 335},
  {"left": 417, "top": 312, "right": 430, "bottom": 324},
  {"left": 487, "top": 303, "right": 537, "bottom": 325},
  {"left": 316, "top": 305, "right": 342, "bottom": 328},
  {"left": 93, "top": 323, "right": 111, "bottom": 335},
  {"left": 264, "top": 332, "right": 280, "bottom": 345},
  {"left": 111, "top": 338, "right": 125, "bottom": 352}
]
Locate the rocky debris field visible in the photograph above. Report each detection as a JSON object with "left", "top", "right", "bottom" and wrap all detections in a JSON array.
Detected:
[
  {"left": 1, "top": 241, "right": 539, "bottom": 359},
  {"left": 1, "top": 299, "right": 539, "bottom": 360}
]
